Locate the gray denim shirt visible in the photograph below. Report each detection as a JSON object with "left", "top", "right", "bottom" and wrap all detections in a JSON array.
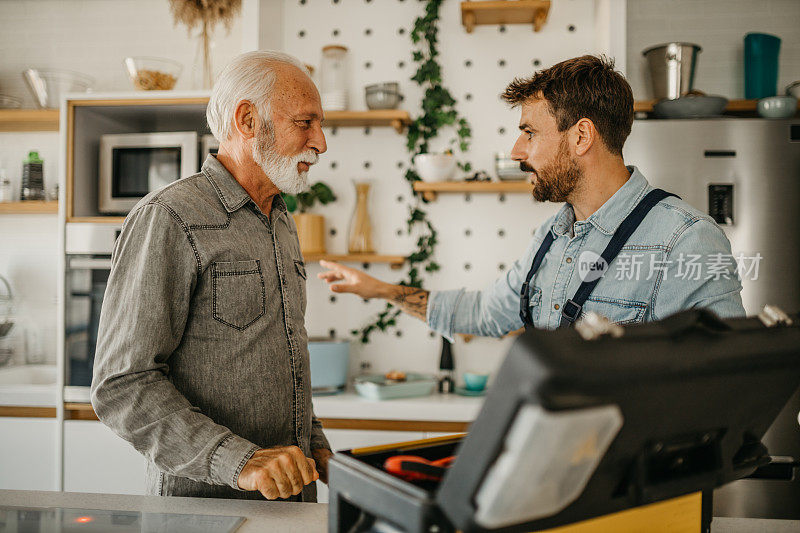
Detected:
[{"left": 91, "top": 155, "right": 329, "bottom": 501}]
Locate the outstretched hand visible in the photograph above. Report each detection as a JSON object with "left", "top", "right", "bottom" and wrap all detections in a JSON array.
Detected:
[{"left": 317, "top": 260, "right": 388, "bottom": 299}]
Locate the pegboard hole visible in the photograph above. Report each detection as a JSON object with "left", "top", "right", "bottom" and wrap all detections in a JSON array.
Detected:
[
  {"left": 464, "top": 59, "right": 472, "bottom": 68},
  {"left": 298, "top": 30, "right": 306, "bottom": 38},
  {"left": 398, "top": 27, "right": 406, "bottom": 35},
  {"left": 464, "top": 263, "right": 472, "bottom": 271},
  {"left": 364, "top": 61, "right": 372, "bottom": 69},
  {"left": 398, "top": 61, "right": 406, "bottom": 68},
  {"left": 568, "top": 24, "right": 576, "bottom": 32},
  {"left": 365, "top": 28, "right": 372, "bottom": 36},
  {"left": 498, "top": 59, "right": 506, "bottom": 67},
  {"left": 363, "top": 161, "right": 371, "bottom": 169},
  {"left": 329, "top": 296, "right": 337, "bottom": 303},
  {"left": 498, "top": 229, "right": 505, "bottom": 237},
  {"left": 498, "top": 127, "right": 505, "bottom": 135},
  {"left": 330, "top": 161, "right": 338, "bottom": 169},
  {"left": 465, "top": 93, "right": 472, "bottom": 101},
  {"left": 329, "top": 328, "right": 337, "bottom": 338},
  {"left": 330, "top": 228, "right": 337, "bottom": 236},
  {"left": 332, "top": 28, "right": 340, "bottom": 36},
  {"left": 498, "top": 263, "right": 506, "bottom": 271},
  {"left": 498, "top": 25, "right": 506, "bottom": 33},
  {"left": 464, "top": 228, "right": 472, "bottom": 237},
  {"left": 533, "top": 58, "right": 541, "bottom": 67}
]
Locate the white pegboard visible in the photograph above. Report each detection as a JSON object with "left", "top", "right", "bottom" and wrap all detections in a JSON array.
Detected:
[{"left": 283, "top": 0, "right": 604, "bottom": 379}]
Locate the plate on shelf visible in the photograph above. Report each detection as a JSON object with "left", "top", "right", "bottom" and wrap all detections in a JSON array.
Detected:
[
  {"left": 455, "top": 386, "right": 486, "bottom": 397},
  {"left": 653, "top": 95, "right": 728, "bottom": 119}
]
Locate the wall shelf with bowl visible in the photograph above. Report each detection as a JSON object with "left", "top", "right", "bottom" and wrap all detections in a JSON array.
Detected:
[
  {"left": 302, "top": 253, "right": 406, "bottom": 270},
  {"left": 412, "top": 181, "right": 531, "bottom": 201},
  {"left": 634, "top": 99, "right": 800, "bottom": 118},
  {"left": 0, "top": 201, "right": 58, "bottom": 214},
  {"left": 0, "top": 109, "right": 60, "bottom": 132},
  {"left": 323, "top": 110, "right": 411, "bottom": 133},
  {"left": 460, "top": 0, "right": 551, "bottom": 33}
]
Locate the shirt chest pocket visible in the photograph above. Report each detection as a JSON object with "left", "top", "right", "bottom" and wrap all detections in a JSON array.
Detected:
[
  {"left": 211, "top": 259, "right": 266, "bottom": 330},
  {"left": 582, "top": 295, "right": 647, "bottom": 325}
]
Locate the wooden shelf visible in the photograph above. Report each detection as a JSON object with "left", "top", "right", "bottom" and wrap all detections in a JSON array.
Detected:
[
  {"left": 0, "top": 109, "right": 60, "bottom": 132},
  {"left": 634, "top": 99, "right": 800, "bottom": 115},
  {"left": 413, "top": 180, "right": 530, "bottom": 201},
  {"left": 0, "top": 201, "right": 58, "bottom": 214},
  {"left": 303, "top": 253, "right": 406, "bottom": 270},
  {"left": 323, "top": 110, "right": 411, "bottom": 133},
  {"left": 66, "top": 216, "right": 126, "bottom": 224},
  {"left": 461, "top": 1, "right": 551, "bottom": 33}
]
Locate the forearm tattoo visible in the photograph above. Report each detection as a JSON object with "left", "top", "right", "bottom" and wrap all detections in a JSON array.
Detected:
[{"left": 390, "top": 286, "right": 429, "bottom": 321}]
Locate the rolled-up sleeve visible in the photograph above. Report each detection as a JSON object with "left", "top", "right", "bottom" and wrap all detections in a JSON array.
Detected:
[
  {"left": 427, "top": 233, "right": 545, "bottom": 341},
  {"left": 651, "top": 218, "right": 746, "bottom": 321},
  {"left": 91, "top": 202, "right": 259, "bottom": 491}
]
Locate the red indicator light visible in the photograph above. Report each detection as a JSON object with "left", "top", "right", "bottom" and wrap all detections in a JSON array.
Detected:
[{"left": 74, "top": 516, "right": 93, "bottom": 523}]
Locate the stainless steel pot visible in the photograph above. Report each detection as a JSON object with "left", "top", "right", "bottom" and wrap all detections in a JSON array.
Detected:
[{"left": 642, "top": 43, "right": 702, "bottom": 100}]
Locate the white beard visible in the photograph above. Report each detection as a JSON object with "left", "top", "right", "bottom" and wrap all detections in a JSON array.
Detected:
[{"left": 252, "top": 123, "right": 318, "bottom": 195}]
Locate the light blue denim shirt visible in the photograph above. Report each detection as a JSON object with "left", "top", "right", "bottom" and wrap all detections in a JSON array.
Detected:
[{"left": 427, "top": 166, "right": 745, "bottom": 339}]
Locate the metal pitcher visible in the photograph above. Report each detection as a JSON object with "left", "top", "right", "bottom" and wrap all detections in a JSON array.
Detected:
[{"left": 643, "top": 42, "right": 702, "bottom": 100}]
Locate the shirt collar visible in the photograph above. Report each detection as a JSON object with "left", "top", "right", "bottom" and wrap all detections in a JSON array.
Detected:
[
  {"left": 550, "top": 166, "right": 651, "bottom": 237},
  {"left": 202, "top": 154, "right": 253, "bottom": 213},
  {"left": 201, "top": 154, "right": 288, "bottom": 218}
]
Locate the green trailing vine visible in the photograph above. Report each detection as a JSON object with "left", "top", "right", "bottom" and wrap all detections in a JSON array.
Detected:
[{"left": 352, "top": 0, "right": 473, "bottom": 343}]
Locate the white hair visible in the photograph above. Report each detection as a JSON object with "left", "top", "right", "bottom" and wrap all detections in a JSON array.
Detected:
[{"left": 206, "top": 50, "right": 310, "bottom": 143}]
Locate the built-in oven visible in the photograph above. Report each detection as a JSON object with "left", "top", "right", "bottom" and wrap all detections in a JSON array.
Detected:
[
  {"left": 98, "top": 131, "right": 198, "bottom": 214},
  {"left": 65, "top": 255, "right": 111, "bottom": 387}
]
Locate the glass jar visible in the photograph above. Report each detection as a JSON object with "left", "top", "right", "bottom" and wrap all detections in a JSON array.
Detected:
[{"left": 320, "top": 45, "right": 349, "bottom": 111}]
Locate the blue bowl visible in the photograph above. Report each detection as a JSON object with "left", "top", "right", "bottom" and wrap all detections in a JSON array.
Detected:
[{"left": 463, "top": 372, "right": 489, "bottom": 392}]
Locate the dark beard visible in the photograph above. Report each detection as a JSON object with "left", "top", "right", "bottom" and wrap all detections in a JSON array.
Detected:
[{"left": 526, "top": 138, "right": 582, "bottom": 203}]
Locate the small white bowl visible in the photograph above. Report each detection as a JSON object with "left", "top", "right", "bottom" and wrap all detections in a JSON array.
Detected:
[
  {"left": 757, "top": 95, "right": 797, "bottom": 119},
  {"left": 413, "top": 153, "right": 456, "bottom": 181}
]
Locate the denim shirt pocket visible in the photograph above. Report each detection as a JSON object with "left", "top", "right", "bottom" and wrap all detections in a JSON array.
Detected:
[
  {"left": 211, "top": 259, "right": 266, "bottom": 330},
  {"left": 583, "top": 295, "right": 647, "bottom": 325},
  {"left": 294, "top": 259, "right": 308, "bottom": 312},
  {"left": 528, "top": 286, "right": 543, "bottom": 326}
]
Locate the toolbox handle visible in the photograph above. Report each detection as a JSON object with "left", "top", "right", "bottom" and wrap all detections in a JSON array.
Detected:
[{"left": 658, "top": 309, "right": 731, "bottom": 338}]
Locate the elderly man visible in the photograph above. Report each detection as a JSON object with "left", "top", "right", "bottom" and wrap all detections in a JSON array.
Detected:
[
  {"left": 92, "top": 51, "right": 331, "bottom": 501},
  {"left": 320, "top": 55, "right": 744, "bottom": 333}
]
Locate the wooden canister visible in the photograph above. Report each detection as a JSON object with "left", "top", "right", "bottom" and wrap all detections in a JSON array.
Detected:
[{"left": 293, "top": 213, "right": 326, "bottom": 254}]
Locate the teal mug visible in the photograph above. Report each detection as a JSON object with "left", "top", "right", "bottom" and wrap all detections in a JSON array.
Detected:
[{"left": 744, "top": 32, "right": 781, "bottom": 99}]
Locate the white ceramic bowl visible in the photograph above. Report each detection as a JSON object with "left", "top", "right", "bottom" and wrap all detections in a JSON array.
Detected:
[
  {"left": 413, "top": 153, "right": 456, "bottom": 181},
  {"left": 757, "top": 95, "right": 797, "bottom": 119}
]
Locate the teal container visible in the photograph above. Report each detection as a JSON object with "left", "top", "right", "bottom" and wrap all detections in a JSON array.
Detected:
[{"left": 744, "top": 32, "right": 781, "bottom": 99}]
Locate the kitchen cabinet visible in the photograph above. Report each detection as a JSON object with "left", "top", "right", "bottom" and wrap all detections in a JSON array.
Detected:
[
  {"left": 0, "top": 417, "right": 58, "bottom": 490},
  {"left": 63, "top": 420, "right": 146, "bottom": 495},
  {"left": 316, "top": 428, "right": 425, "bottom": 503}
]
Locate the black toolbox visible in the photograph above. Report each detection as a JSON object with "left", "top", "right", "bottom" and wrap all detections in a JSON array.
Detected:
[{"left": 328, "top": 309, "right": 800, "bottom": 533}]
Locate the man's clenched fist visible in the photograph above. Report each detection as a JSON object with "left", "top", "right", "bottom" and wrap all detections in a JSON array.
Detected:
[{"left": 237, "top": 446, "right": 319, "bottom": 500}]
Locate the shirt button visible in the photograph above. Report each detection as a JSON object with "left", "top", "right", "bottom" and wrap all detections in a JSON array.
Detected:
[
  {"left": 287, "top": 327, "right": 294, "bottom": 336},
  {"left": 554, "top": 304, "right": 560, "bottom": 310},
  {"left": 565, "top": 257, "right": 573, "bottom": 264}
]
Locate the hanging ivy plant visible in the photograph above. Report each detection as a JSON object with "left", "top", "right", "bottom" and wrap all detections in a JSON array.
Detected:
[{"left": 352, "top": 0, "right": 473, "bottom": 343}]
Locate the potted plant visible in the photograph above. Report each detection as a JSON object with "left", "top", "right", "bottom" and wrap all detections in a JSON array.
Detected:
[{"left": 282, "top": 182, "right": 336, "bottom": 255}]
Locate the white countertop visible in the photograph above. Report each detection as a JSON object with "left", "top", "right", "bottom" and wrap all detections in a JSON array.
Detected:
[
  {"left": 312, "top": 390, "right": 483, "bottom": 421},
  {"left": 5, "top": 381, "right": 484, "bottom": 423}
]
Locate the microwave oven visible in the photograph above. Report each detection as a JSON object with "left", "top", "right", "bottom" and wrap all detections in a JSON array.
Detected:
[{"left": 98, "top": 131, "right": 198, "bottom": 214}]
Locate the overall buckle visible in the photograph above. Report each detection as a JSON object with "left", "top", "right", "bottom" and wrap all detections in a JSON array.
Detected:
[{"left": 561, "top": 299, "right": 583, "bottom": 323}]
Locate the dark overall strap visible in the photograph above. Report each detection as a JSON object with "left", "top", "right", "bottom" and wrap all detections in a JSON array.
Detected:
[
  {"left": 519, "top": 231, "right": 555, "bottom": 326},
  {"left": 559, "top": 188, "right": 678, "bottom": 327}
]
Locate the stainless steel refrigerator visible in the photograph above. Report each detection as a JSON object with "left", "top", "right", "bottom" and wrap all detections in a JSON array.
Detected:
[{"left": 624, "top": 118, "right": 800, "bottom": 519}]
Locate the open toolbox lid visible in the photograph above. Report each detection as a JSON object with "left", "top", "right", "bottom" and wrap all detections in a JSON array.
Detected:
[{"left": 434, "top": 309, "right": 800, "bottom": 532}]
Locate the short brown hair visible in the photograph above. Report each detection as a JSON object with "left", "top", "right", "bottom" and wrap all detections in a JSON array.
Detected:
[{"left": 502, "top": 55, "right": 633, "bottom": 155}]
